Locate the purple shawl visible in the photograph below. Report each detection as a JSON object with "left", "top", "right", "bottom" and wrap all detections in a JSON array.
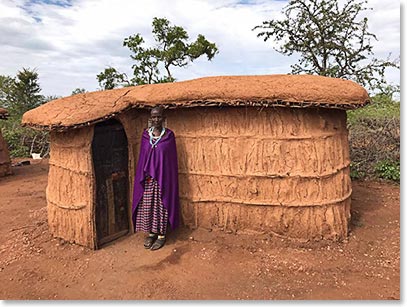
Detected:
[{"left": 132, "top": 128, "right": 180, "bottom": 230}]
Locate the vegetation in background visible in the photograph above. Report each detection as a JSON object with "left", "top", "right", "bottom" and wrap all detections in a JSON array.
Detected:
[
  {"left": 71, "top": 88, "right": 87, "bottom": 95},
  {"left": 253, "top": 0, "right": 399, "bottom": 93},
  {"left": 97, "top": 17, "right": 218, "bottom": 89},
  {"left": 96, "top": 67, "right": 130, "bottom": 90},
  {"left": 0, "top": 68, "right": 49, "bottom": 158},
  {"left": 1, "top": 68, "right": 45, "bottom": 118},
  {"left": 347, "top": 90, "right": 400, "bottom": 125},
  {"left": 375, "top": 160, "right": 400, "bottom": 182},
  {"left": 347, "top": 93, "right": 400, "bottom": 183},
  {"left": 253, "top": 0, "right": 400, "bottom": 183}
]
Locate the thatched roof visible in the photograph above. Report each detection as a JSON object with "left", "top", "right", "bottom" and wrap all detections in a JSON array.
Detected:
[
  {"left": 0, "top": 108, "right": 9, "bottom": 120},
  {"left": 22, "top": 74, "right": 370, "bottom": 131}
]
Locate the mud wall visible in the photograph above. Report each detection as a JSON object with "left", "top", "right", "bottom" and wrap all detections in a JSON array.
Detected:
[
  {"left": 117, "top": 111, "right": 145, "bottom": 232},
  {"left": 0, "top": 131, "right": 12, "bottom": 177},
  {"left": 47, "top": 106, "right": 351, "bottom": 246},
  {"left": 46, "top": 111, "right": 144, "bottom": 249},
  {"left": 47, "top": 127, "right": 95, "bottom": 247},
  {"left": 124, "top": 106, "right": 351, "bottom": 241}
]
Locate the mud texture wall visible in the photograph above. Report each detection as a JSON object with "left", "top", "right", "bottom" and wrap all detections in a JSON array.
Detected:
[
  {"left": 125, "top": 106, "right": 351, "bottom": 241},
  {"left": 46, "top": 113, "right": 142, "bottom": 248},
  {"left": 47, "top": 127, "right": 96, "bottom": 247},
  {"left": 0, "top": 131, "right": 12, "bottom": 177},
  {"left": 173, "top": 107, "right": 351, "bottom": 240},
  {"left": 47, "top": 105, "right": 351, "bottom": 247}
]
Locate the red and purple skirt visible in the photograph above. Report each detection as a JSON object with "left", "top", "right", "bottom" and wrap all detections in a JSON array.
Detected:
[{"left": 135, "top": 176, "right": 168, "bottom": 235}]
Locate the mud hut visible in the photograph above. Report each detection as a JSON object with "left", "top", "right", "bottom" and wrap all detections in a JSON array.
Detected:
[
  {"left": 22, "top": 75, "right": 369, "bottom": 249},
  {"left": 0, "top": 108, "right": 12, "bottom": 177}
]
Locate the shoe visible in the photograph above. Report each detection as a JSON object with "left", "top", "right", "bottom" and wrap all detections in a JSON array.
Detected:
[
  {"left": 150, "top": 237, "right": 166, "bottom": 250},
  {"left": 144, "top": 234, "right": 158, "bottom": 249}
]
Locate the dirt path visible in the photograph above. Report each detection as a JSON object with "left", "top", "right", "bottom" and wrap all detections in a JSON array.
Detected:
[{"left": 0, "top": 159, "right": 400, "bottom": 300}]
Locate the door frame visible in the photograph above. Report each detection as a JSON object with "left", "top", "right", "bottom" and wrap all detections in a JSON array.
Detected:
[{"left": 91, "top": 118, "right": 131, "bottom": 249}]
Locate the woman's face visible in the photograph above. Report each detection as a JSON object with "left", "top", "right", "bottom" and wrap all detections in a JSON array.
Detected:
[{"left": 150, "top": 108, "right": 164, "bottom": 128}]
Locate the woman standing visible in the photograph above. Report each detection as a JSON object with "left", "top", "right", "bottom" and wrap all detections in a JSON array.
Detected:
[{"left": 132, "top": 106, "right": 180, "bottom": 250}]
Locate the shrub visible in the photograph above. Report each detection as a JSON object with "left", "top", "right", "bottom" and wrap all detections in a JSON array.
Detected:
[
  {"left": 375, "top": 160, "right": 400, "bottom": 182},
  {"left": 347, "top": 98, "right": 400, "bottom": 181},
  {"left": 0, "top": 119, "right": 49, "bottom": 158},
  {"left": 350, "top": 162, "right": 366, "bottom": 180}
]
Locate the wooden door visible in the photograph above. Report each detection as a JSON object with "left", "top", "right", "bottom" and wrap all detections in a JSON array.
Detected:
[{"left": 92, "top": 119, "right": 129, "bottom": 248}]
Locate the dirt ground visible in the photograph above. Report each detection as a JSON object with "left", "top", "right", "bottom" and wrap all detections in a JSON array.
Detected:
[{"left": 0, "top": 159, "right": 400, "bottom": 300}]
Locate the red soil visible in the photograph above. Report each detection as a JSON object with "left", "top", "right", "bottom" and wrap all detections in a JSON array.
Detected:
[{"left": 0, "top": 159, "right": 400, "bottom": 300}]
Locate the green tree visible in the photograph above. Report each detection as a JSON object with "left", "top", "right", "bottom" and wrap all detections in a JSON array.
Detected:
[
  {"left": 3, "top": 68, "right": 45, "bottom": 117},
  {"left": 71, "top": 88, "right": 87, "bottom": 95},
  {"left": 123, "top": 17, "right": 218, "bottom": 85},
  {"left": 96, "top": 67, "right": 129, "bottom": 90},
  {"left": 0, "top": 75, "right": 14, "bottom": 104},
  {"left": 0, "top": 69, "right": 48, "bottom": 158},
  {"left": 253, "top": 0, "right": 399, "bottom": 92}
]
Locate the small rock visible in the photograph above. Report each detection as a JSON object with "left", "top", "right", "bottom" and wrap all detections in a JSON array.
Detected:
[
  {"left": 173, "top": 249, "right": 177, "bottom": 252},
  {"left": 189, "top": 236, "right": 194, "bottom": 240}
]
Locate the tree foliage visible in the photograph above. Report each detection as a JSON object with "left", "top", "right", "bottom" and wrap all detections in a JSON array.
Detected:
[
  {"left": 0, "top": 68, "right": 49, "bottom": 158},
  {"left": 253, "top": 0, "right": 399, "bottom": 92},
  {"left": 71, "top": 88, "right": 87, "bottom": 95},
  {"left": 122, "top": 17, "right": 218, "bottom": 85},
  {"left": 1, "top": 68, "right": 45, "bottom": 117},
  {"left": 0, "top": 75, "right": 14, "bottom": 104},
  {"left": 96, "top": 67, "right": 129, "bottom": 90}
]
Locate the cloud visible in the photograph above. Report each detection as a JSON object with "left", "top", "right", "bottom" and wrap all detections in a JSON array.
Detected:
[{"left": 0, "top": 0, "right": 400, "bottom": 97}]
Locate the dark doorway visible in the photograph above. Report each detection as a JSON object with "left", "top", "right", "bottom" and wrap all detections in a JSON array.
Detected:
[{"left": 92, "top": 119, "right": 129, "bottom": 248}]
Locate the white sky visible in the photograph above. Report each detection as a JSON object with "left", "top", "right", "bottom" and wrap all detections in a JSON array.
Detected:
[{"left": 0, "top": 0, "right": 401, "bottom": 97}]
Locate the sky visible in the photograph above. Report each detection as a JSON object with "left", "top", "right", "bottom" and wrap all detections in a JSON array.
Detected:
[{"left": 0, "top": 0, "right": 401, "bottom": 98}]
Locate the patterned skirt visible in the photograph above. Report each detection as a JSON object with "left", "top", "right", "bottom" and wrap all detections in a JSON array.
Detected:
[{"left": 135, "top": 176, "right": 168, "bottom": 235}]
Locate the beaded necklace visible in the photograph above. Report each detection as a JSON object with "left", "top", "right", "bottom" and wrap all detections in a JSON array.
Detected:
[{"left": 148, "top": 126, "right": 166, "bottom": 147}]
